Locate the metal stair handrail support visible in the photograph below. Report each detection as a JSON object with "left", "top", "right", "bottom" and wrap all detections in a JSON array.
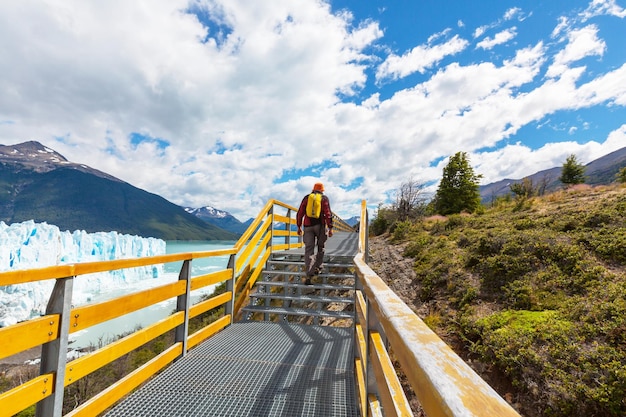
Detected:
[{"left": 353, "top": 199, "right": 522, "bottom": 417}]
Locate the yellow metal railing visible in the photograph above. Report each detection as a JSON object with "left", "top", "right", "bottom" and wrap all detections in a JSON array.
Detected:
[
  {"left": 0, "top": 199, "right": 302, "bottom": 417},
  {"left": 331, "top": 212, "right": 355, "bottom": 232},
  {"left": 353, "top": 199, "right": 521, "bottom": 417}
]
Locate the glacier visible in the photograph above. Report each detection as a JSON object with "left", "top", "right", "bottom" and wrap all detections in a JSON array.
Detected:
[{"left": 0, "top": 220, "right": 166, "bottom": 327}]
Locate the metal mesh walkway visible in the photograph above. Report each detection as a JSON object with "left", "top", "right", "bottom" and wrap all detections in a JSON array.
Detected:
[
  {"left": 105, "top": 321, "right": 358, "bottom": 417},
  {"left": 276, "top": 231, "right": 359, "bottom": 259}
]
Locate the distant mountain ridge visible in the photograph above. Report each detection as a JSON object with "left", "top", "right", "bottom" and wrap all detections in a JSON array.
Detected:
[
  {"left": 0, "top": 141, "right": 238, "bottom": 241},
  {"left": 184, "top": 206, "right": 251, "bottom": 235},
  {"left": 480, "top": 146, "right": 626, "bottom": 203}
]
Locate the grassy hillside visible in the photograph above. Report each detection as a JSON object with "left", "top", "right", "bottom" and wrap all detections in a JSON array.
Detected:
[{"left": 384, "top": 185, "right": 626, "bottom": 417}]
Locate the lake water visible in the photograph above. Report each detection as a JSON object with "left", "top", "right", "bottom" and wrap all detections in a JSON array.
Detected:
[{"left": 69, "top": 240, "right": 236, "bottom": 349}]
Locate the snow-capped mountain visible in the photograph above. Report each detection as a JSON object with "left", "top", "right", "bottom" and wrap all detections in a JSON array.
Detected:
[
  {"left": 0, "top": 140, "right": 121, "bottom": 181},
  {"left": 185, "top": 206, "right": 250, "bottom": 236},
  {"left": 0, "top": 141, "right": 237, "bottom": 240}
]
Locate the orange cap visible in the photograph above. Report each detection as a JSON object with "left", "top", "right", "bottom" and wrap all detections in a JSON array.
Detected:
[{"left": 313, "top": 182, "right": 324, "bottom": 192}]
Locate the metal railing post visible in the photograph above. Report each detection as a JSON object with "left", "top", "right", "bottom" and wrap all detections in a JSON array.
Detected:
[
  {"left": 285, "top": 207, "right": 292, "bottom": 249},
  {"left": 226, "top": 253, "right": 236, "bottom": 323},
  {"left": 175, "top": 260, "right": 191, "bottom": 357},
  {"left": 36, "top": 277, "right": 74, "bottom": 417},
  {"left": 359, "top": 207, "right": 370, "bottom": 263}
]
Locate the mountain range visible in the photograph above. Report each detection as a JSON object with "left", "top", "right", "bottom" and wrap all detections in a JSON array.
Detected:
[
  {"left": 184, "top": 206, "right": 252, "bottom": 235},
  {"left": 1, "top": 141, "right": 624, "bottom": 239},
  {"left": 0, "top": 141, "right": 238, "bottom": 240},
  {"left": 479, "top": 146, "right": 626, "bottom": 203}
]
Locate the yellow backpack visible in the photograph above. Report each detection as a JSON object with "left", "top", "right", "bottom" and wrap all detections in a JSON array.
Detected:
[{"left": 306, "top": 192, "right": 322, "bottom": 219}]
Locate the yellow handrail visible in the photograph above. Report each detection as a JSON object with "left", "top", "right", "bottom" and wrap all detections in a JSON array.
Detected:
[
  {"left": 0, "top": 199, "right": 304, "bottom": 417},
  {"left": 353, "top": 199, "right": 521, "bottom": 417}
]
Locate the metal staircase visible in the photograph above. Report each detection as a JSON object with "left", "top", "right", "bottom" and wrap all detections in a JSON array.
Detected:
[{"left": 241, "top": 253, "right": 355, "bottom": 326}]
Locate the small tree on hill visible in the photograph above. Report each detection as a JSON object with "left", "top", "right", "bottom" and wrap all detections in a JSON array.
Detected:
[
  {"left": 510, "top": 177, "right": 536, "bottom": 200},
  {"left": 393, "top": 177, "right": 427, "bottom": 221},
  {"left": 433, "top": 151, "right": 483, "bottom": 215},
  {"left": 617, "top": 166, "right": 626, "bottom": 184},
  {"left": 559, "top": 154, "right": 586, "bottom": 187}
]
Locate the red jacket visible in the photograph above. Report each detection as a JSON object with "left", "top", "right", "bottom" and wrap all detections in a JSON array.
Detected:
[{"left": 296, "top": 192, "right": 333, "bottom": 229}]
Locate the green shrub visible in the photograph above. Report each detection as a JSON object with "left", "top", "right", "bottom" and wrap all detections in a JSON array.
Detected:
[
  {"left": 391, "top": 220, "right": 413, "bottom": 242},
  {"left": 387, "top": 186, "right": 626, "bottom": 417}
]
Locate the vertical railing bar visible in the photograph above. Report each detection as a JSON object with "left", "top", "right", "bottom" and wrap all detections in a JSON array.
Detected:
[
  {"left": 226, "top": 253, "right": 236, "bottom": 323},
  {"left": 175, "top": 259, "right": 192, "bottom": 357},
  {"left": 265, "top": 205, "right": 274, "bottom": 322},
  {"left": 36, "top": 277, "right": 74, "bottom": 417},
  {"left": 285, "top": 207, "right": 292, "bottom": 249}
]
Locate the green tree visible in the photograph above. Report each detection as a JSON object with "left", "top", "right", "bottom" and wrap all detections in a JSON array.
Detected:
[
  {"left": 433, "top": 152, "right": 483, "bottom": 215},
  {"left": 559, "top": 154, "right": 586, "bottom": 187},
  {"left": 510, "top": 177, "right": 536, "bottom": 200},
  {"left": 617, "top": 166, "right": 626, "bottom": 184}
]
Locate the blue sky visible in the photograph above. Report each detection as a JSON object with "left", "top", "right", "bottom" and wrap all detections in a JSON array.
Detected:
[{"left": 0, "top": 0, "right": 625, "bottom": 222}]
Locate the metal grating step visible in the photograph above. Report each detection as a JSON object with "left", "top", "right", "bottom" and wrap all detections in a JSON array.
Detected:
[
  {"left": 262, "top": 270, "right": 355, "bottom": 280},
  {"left": 241, "top": 305, "right": 354, "bottom": 319},
  {"left": 104, "top": 321, "right": 358, "bottom": 417},
  {"left": 252, "top": 293, "right": 354, "bottom": 304},
  {"left": 255, "top": 280, "right": 354, "bottom": 292},
  {"left": 268, "top": 260, "right": 354, "bottom": 270}
]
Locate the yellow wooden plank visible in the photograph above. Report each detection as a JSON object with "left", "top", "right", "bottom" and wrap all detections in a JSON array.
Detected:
[
  {"left": 0, "top": 249, "right": 237, "bottom": 286},
  {"left": 355, "top": 290, "right": 367, "bottom": 326},
  {"left": 190, "top": 268, "right": 232, "bottom": 292},
  {"left": 65, "top": 343, "right": 183, "bottom": 417},
  {"left": 64, "top": 313, "right": 183, "bottom": 385},
  {"left": 233, "top": 249, "right": 271, "bottom": 316},
  {"left": 355, "top": 357, "right": 367, "bottom": 417},
  {"left": 69, "top": 280, "right": 186, "bottom": 333},
  {"left": 355, "top": 322, "right": 367, "bottom": 364},
  {"left": 234, "top": 200, "right": 273, "bottom": 251},
  {"left": 234, "top": 264, "right": 252, "bottom": 294},
  {"left": 0, "top": 373, "right": 54, "bottom": 416},
  {"left": 369, "top": 331, "right": 412, "bottom": 417},
  {"left": 188, "top": 316, "right": 230, "bottom": 349},
  {"left": 0, "top": 314, "right": 59, "bottom": 360},
  {"left": 272, "top": 213, "right": 291, "bottom": 224},
  {"left": 0, "top": 264, "right": 76, "bottom": 285},
  {"left": 367, "top": 393, "right": 383, "bottom": 417},
  {"left": 190, "top": 248, "right": 236, "bottom": 259},
  {"left": 189, "top": 292, "right": 232, "bottom": 319},
  {"left": 235, "top": 216, "right": 271, "bottom": 272},
  {"left": 271, "top": 243, "right": 291, "bottom": 251}
]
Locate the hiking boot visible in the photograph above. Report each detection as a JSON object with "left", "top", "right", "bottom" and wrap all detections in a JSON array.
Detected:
[{"left": 304, "top": 277, "right": 312, "bottom": 285}]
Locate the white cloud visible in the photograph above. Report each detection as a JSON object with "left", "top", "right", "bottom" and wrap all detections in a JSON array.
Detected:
[
  {"left": 581, "top": 0, "right": 626, "bottom": 20},
  {"left": 547, "top": 25, "right": 606, "bottom": 77},
  {"left": 476, "top": 27, "right": 517, "bottom": 50},
  {"left": 504, "top": 7, "right": 522, "bottom": 20},
  {"left": 376, "top": 35, "right": 469, "bottom": 81}
]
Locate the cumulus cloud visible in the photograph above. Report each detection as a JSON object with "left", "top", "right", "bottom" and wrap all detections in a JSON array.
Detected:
[
  {"left": 547, "top": 25, "right": 606, "bottom": 77},
  {"left": 581, "top": 0, "right": 626, "bottom": 19},
  {"left": 476, "top": 27, "right": 517, "bottom": 50},
  {"left": 376, "top": 35, "right": 469, "bottom": 81}
]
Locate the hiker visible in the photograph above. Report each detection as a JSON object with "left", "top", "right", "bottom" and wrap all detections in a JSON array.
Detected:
[{"left": 296, "top": 182, "right": 333, "bottom": 284}]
